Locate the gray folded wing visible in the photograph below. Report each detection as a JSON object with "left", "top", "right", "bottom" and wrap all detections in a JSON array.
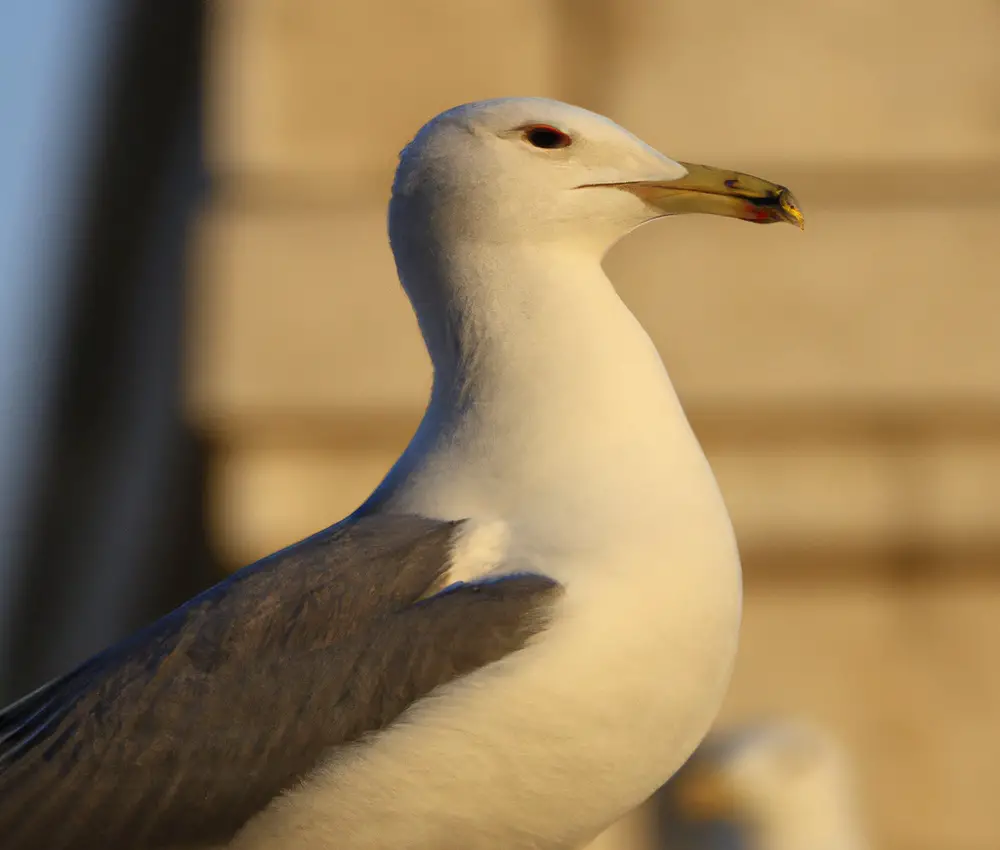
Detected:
[{"left": 0, "top": 513, "right": 560, "bottom": 850}]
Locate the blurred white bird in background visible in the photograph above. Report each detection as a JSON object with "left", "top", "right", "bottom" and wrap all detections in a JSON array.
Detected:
[{"left": 588, "top": 719, "right": 871, "bottom": 850}]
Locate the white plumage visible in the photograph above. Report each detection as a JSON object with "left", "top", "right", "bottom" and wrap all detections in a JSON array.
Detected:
[
  {"left": 669, "top": 720, "right": 871, "bottom": 850},
  {"left": 231, "top": 98, "right": 802, "bottom": 850},
  {"left": 587, "top": 720, "right": 870, "bottom": 850}
]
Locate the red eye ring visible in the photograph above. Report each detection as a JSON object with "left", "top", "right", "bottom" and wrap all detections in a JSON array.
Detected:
[{"left": 521, "top": 124, "right": 573, "bottom": 150}]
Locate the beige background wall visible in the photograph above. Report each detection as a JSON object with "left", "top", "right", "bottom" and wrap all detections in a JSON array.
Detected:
[{"left": 187, "top": 3, "right": 1000, "bottom": 849}]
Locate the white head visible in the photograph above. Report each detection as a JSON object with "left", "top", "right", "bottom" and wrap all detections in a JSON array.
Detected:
[
  {"left": 387, "top": 98, "right": 802, "bottom": 370},
  {"left": 390, "top": 97, "right": 800, "bottom": 254},
  {"left": 670, "top": 720, "right": 870, "bottom": 850}
]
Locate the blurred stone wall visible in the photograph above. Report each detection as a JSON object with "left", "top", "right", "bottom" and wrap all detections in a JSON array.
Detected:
[{"left": 188, "top": 3, "right": 1000, "bottom": 849}]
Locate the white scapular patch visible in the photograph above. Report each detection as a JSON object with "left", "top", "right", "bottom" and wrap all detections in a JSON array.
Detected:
[{"left": 445, "top": 518, "right": 511, "bottom": 583}]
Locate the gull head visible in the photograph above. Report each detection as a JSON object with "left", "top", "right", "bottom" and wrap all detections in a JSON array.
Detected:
[
  {"left": 389, "top": 97, "right": 803, "bottom": 258},
  {"left": 670, "top": 721, "right": 869, "bottom": 850}
]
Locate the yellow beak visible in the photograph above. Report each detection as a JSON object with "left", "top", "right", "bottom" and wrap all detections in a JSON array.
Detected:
[
  {"left": 671, "top": 764, "right": 736, "bottom": 819},
  {"left": 588, "top": 162, "right": 804, "bottom": 229}
]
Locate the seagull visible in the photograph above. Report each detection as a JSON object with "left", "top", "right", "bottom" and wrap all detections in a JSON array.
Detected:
[
  {"left": 658, "top": 720, "right": 871, "bottom": 850},
  {"left": 0, "top": 97, "right": 803, "bottom": 850}
]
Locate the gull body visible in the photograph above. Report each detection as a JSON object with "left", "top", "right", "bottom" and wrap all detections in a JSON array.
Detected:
[
  {"left": 234, "top": 98, "right": 777, "bottom": 849},
  {"left": 0, "top": 98, "right": 802, "bottom": 850}
]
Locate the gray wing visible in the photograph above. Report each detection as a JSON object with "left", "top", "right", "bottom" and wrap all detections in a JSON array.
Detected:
[{"left": 0, "top": 513, "right": 560, "bottom": 850}]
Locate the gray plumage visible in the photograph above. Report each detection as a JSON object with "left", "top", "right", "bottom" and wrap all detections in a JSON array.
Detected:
[{"left": 0, "top": 513, "right": 560, "bottom": 850}]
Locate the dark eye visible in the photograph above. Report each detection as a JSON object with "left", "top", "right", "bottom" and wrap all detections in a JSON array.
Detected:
[{"left": 522, "top": 124, "right": 573, "bottom": 150}]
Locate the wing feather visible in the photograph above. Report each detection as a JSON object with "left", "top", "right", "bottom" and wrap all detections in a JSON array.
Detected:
[{"left": 0, "top": 515, "right": 560, "bottom": 850}]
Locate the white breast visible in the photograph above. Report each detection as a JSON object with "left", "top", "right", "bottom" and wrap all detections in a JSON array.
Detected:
[
  {"left": 229, "top": 249, "right": 742, "bottom": 850},
  {"left": 227, "top": 545, "right": 740, "bottom": 850}
]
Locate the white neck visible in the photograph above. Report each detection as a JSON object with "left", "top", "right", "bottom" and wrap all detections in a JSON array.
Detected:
[
  {"left": 754, "top": 805, "right": 870, "bottom": 850},
  {"left": 751, "top": 770, "right": 871, "bottom": 850},
  {"left": 365, "top": 237, "right": 732, "bottom": 559}
]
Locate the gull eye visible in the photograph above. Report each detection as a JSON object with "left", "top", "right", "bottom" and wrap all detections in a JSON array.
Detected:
[{"left": 521, "top": 125, "right": 573, "bottom": 150}]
